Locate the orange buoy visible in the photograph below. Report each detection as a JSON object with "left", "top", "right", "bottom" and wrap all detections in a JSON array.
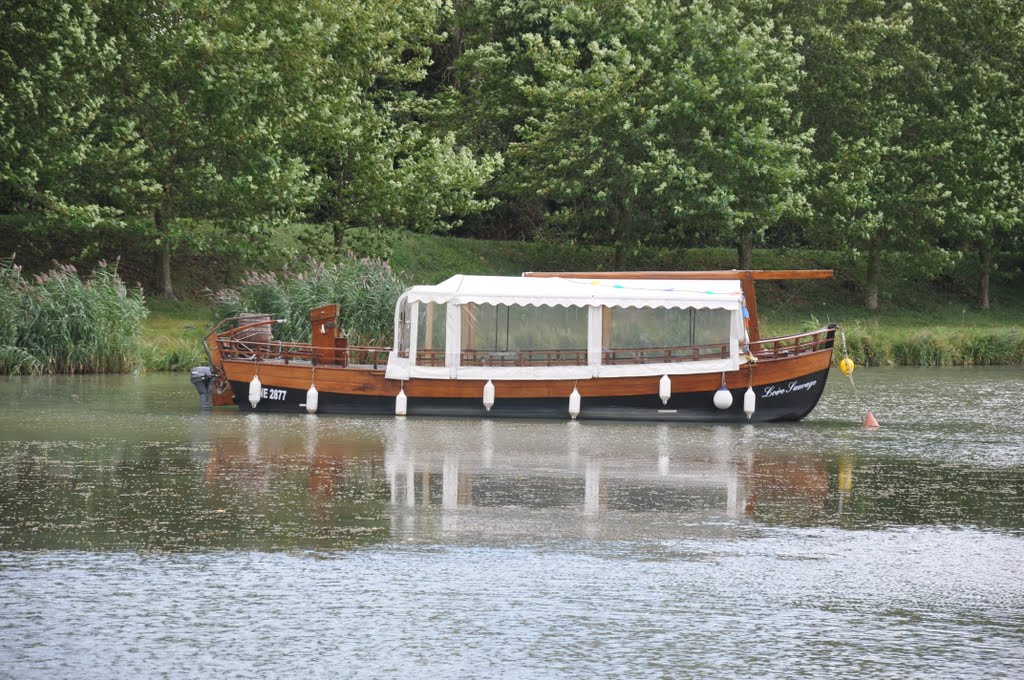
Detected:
[{"left": 863, "top": 411, "right": 880, "bottom": 429}]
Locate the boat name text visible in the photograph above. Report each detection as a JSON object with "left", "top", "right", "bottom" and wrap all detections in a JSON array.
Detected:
[
  {"left": 262, "top": 388, "right": 286, "bottom": 401},
  {"left": 761, "top": 379, "right": 817, "bottom": 399}
]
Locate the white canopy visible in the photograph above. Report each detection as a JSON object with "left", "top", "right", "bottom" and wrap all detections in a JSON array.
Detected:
[
  {"left": 399, "top": 275, "right": 742, "bottom": 310},
  {"left": 385, "top": 275, "right": 747, "bottom": 381}
]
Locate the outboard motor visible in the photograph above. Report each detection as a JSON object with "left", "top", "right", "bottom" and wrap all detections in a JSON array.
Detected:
[{"left": 190, "top": 366, "right": 215, "bottom": 410}]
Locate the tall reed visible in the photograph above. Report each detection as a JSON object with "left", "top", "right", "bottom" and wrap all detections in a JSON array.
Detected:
[
  {"left": 838, "top": 324, "right": 1024, "bottom": 367},
  {"left": 141, "top": 337, "right": 209, "bottom": 372},
  {"left": 0, "top": 258, "right": 148, "bottom": 374},
  {"left": 212, "top": 257, "right": 407, "bottom": 346}
]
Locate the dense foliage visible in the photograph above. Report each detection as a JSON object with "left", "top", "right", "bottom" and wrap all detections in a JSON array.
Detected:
[
  {"left": 212, "top": 258, "right": 407, "bottom": 346},
  {"left": 0, "top": 258, "right": 147, "bottom": 374},
  {"left": 2, "top": 0, "right": 1022, "bottom": 309}
]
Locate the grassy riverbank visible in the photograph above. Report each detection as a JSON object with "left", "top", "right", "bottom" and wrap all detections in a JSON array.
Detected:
[
  {"left": 141, "top": 299, "right": 214, "bottom": 372},
  {"left": 3, "top": 225, "right": 1021, "bottom": 371},
  {"left": 137, "top": 233, "right": 1023, "bottom": 370}
]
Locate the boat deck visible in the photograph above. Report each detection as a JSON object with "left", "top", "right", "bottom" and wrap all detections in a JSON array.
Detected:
[{"left": 214, "top": 328, "right": 833, "bottom": 370}]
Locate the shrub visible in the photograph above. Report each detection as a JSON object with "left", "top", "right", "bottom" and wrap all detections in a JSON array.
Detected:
[
  {"left": 833, "top": 322, "right": 1024, "bottom": 367},
  {"left": 212, "top": 257, "right": 407, "bottom": 346},
  {"left": 0, "top": 257, "right": 148, "bottom": 374},
  {"left": 141, "top": 337, "right": 209, "bottom": 372}
]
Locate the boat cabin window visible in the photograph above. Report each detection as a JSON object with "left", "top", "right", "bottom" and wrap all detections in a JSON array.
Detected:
[
  {"left": 692, "top": 308, "right": 733, "bottom": 350},
  {"left": 604, "top": 306, "right": 733, "bottom": 363},
  {"left": 461, "top": 303, "right": 588, "bottom": 366},
  {"left": 416, "top": 302, "right": 446, "bottom": 366},
  {"left": 607, "top": 307, "right": 692, "bottom": 349},
  {"left": 397, "top": 300, "right": 411, "bottom": 358}
]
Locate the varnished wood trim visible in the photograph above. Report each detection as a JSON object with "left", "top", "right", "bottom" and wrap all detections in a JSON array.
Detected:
[
  {"left": 221, "top": 347, "right": 832, "bottom": 400},
  {"left": 741, "top": 271, "right": 760, "bottom": 343}
]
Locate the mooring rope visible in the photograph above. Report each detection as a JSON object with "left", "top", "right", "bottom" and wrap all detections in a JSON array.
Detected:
[{"left": 838, "top": 326, "right": 878, "bottom": 427}]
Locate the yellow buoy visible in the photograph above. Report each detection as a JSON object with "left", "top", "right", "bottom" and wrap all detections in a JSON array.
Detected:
[{"left": 840, "top": 357, "right": 855, "bottom": 376}]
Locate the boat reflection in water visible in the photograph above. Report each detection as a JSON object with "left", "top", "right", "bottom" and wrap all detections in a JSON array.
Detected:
[
  {"left": 203, "top": 416, "right": 386, "bottom": 497},
  {"left": 198, "top": 414, "right": 1017, "bottom": 545},
  {"left": 197, "top": 416, "right": 841, "bottom": 545},
  {"left": 197, "top": 415, "right": 390, "bottom": 550},
  {"left": 381, "top": 419, "right": 839, "bottom": 542}
]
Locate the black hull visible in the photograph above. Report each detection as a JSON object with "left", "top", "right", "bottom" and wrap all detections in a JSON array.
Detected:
[{"left": 229, "top": 367, "right": 830, "bottom": 423}]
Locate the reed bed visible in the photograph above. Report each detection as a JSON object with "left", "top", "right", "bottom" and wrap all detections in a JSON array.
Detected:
[
  {"left": 839, "top": 325, "right": 1024, "bottom": 367},
  {"left": 0, "top": 258, "right": 148, "bottom": 374},
  {"left": 141, "top": 337, "right": 209, "bottom": 372},
  {"left": 212, "top": 257, "right": 407, "bottom": 346}
]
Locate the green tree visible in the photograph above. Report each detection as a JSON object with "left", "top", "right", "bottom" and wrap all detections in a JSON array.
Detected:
[
  {"left": 0, "top": 1, "right": 127, "bottom": 225},
  {"left": 444, "top": 0, "right": 811, "bottom": 268},
  {"left": 93, "top": 0, "right": 359, "bottom": 297},
  {"left": 301, "top": 1, "right": 501, "bottom": 254},
  {"left": 913, "top": 0, "right": 1024, "bottom": 309},
  {"left": 780, "top": 0, "right": 951, "bottom": 310}
]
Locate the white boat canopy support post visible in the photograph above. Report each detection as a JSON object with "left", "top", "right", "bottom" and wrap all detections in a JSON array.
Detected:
[{"left": 385, "top": 275, "right": 746, "bottom": 382}]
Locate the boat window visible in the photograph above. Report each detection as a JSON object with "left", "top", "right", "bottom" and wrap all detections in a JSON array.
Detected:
[
  {"left": 604, "top": 306, "right": 733, "bottom": 363},
  {"left": 462, "top": 303, "right": 588, "bottom": 366},
  {"left": 416, "top": 302, "right": 446, "bottom": 366},
  {"left": 397, "top": 300, "right": 410, "bottom": 358},
  {"left": 692, "top": 308, "right": 732, "bottom": 351},
  {"left": 607, "top": 307, "right": 694, "bottom": 350}
]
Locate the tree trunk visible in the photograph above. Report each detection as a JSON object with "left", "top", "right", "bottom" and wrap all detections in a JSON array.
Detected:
[
  {"left": 333, "top": 223, "right": 344, "bottom": 254},
  {"left": 611, "top": 210, "right": 630, "bottom": 269},
  {"left": 865, "top": 234, "right": 883, "bottom": 311},
  {"left": 736, "top": 232, "right": 753, "bottom": 271},
  {"left": 977, "top": 244, "right": 991, "bottom": 310},
  {"left": 153, "top": 190, "right": 175, "bottom": 299},
  {"left": 450, "top": 24, "right": 464, "bottom": 92},
  {"left": 612, "top": 239, "right": 626, "bottom": 269},
  {"left": 156, "top": 242, "right": 174, "bottom": 299}
]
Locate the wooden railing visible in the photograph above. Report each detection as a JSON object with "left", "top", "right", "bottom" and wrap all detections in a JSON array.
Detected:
[
  {"left": 603, "top": 343, "right": 730, "bottom": 364},
  {"left": 417, "top": 343, "right": 730, "bottom": 367},
  {"left": 750, "top": 328, "right": 834, "bottom": 359},
  {"left": 462, "top": 348, "right": 589, "bottom": 367},
  {"left": 216, "top": 327, "right": 833, "bottom": 370},
  {"left": 414, "top": 349, "right": 444, "bottom": 366},
  {"left": 217, "top": 337, "right": 391, "bottom": 369},
  {"left": 416, "top": 349, "right": 591, "bottom": 367}
]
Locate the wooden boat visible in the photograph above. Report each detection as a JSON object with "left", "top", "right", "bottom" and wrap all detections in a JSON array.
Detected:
[{"left": 190, "top": 270, "right": 837, "bottom": 422}]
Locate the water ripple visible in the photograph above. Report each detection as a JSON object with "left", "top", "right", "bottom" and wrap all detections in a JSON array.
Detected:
[{"left": 1, "top": 370, "right": 1023, "bottom": 678}]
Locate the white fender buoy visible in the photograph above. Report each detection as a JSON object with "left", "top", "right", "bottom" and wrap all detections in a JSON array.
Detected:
[
  {"left": 743, "top": 386, "right": 755, "bottom": 419},
  {"left": 483, "top": 380, "right": 495, "bottom": 412},
  {"left": 568, "top": 387, "right": 581, "bottom": 420},
  {"left": 659, "top": 374, "right": 672, "bottom": 405},
  {"left": 395, "top": 387, "right": 407, "bottom": 416},
  {"left": 713, "top": 386, "right": 733, "bottom": 410},
  {"left": 249, "top": 374, "right": 262, "bottom": 408},
  {"left": 306, "top": 384, "right": 318, "bottom": 414}
]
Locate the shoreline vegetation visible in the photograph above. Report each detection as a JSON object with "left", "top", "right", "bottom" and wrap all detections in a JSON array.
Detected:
[
  {"left": 3, "top": 2, "right": 1022, "bottom": 376},
  {"left": 1, "top": 232, "right": 1021, "bottom": 374}
]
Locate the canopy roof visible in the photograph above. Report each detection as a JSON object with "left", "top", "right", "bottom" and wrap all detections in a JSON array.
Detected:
[{"left": 400, "top": 275, "right": 743, "bottom": 310}]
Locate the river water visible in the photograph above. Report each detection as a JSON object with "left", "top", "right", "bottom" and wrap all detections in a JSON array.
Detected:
[{"left": 1, "top": 368, "right": 1022, "bottom": 678}]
